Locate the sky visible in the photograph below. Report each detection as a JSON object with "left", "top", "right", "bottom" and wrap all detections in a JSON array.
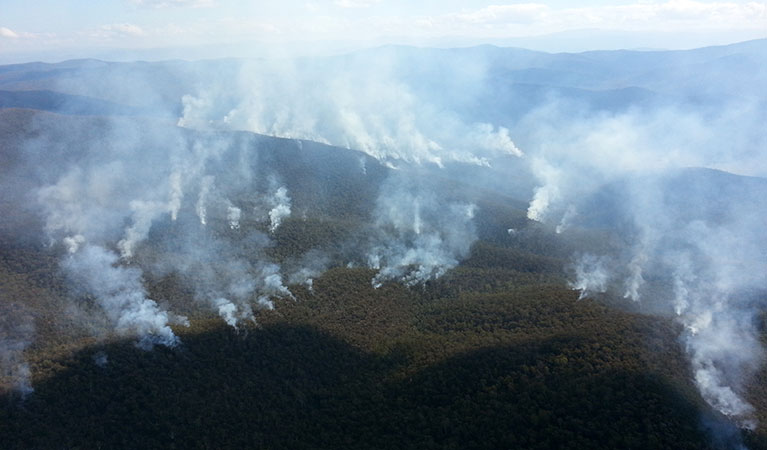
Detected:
[{"left": 0, "top": 0, "right": 766, "bottom": 61}]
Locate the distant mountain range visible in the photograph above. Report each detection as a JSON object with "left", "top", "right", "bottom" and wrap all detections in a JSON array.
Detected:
[{"left": 1, "top": 39, "right": 764, "bottom": 118}]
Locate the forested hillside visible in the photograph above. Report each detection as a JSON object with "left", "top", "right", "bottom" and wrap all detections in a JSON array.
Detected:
[{"left": 1, "top": 40, "right": 766, "bottom": 449}]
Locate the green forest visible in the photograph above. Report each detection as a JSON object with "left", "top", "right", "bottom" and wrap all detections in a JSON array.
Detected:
[{"left": 0, "top": 121, "right": 765, "bottom": 449}]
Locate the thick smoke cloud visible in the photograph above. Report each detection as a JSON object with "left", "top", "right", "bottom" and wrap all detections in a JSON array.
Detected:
[
  {"left": 266, "top": 178, "right": 291, "bottom": 233},
  {"left": 170, "top": 51, "right": 525, "bottom": 290},
  {"left": 33, "top": 120, "right": 194, "bottom": 346},
  {"left": 63, "top": 244, "right": 180, "bottom": 349},
  {"left": 7, "top": 41, "right": 765, "bottom": 435},
  {"left": 177, "top": 55, "right": 522, "bottom": 168},
  {"left": 366, "top": 173, "right": 477, "bottom": 288},
  {"left": 522, "top": 100, "right": 767, "bottom": 429},
  {"left": 24, "top": 49, "right": 522, "bottom": 352},
  {"left": 30, "top": 109, "right": 299, "bottom": 344}
]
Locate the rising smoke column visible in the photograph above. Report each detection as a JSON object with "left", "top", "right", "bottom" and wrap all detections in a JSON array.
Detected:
[
  {"left": 30, "top": 107, "right": 300, "bottom": 339},
  {"left": 196, "top": 175, "right": 215, "bottom": 225},
  {"left": 266, "top": 178, "right": 291, "bottom": 233},
  {"left": 150, "top": 191, "right": 294, "bottom": 327},
  {"left": 63, "top": 244, "right": 180, "bottom": 349},
  {"left": 177, "top": 55, "right": 521, "bottom": 168},
  {"left": 666, "top": 217, "right": 766, "bottom": 430},
  {"left": 172, "top": 49, "right": 529, "bottom": 291},
  {"left": 568, "top": 253, "right": 612, "bottom": 300},
  {"left": 366, "top": 173, "right": 478, "bottom": 288},
  {"left": 34, "top": 131, "right": 190, "bottom": 347},
  {"left": 523, "top": 103, "right": 767, "bottom": 430},
  {"left": 572, "top": 180, "right": 765, "bottom": 430}
]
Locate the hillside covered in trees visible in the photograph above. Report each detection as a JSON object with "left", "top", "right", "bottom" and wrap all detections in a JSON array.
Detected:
[{"left": 1, "top": 40, "right": 767, "bottom": 449}]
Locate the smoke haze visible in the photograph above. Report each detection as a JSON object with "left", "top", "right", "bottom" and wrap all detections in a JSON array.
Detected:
[
  {"left": 0, "top": 38, "right": 765, "bottom": 443},
  {"left": 526, "top": 102, "right": 767, "bottom": 428}
]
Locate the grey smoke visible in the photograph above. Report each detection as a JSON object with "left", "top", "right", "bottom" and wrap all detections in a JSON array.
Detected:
[
  {"left": 286, "top": 250, "right": 331, "bottom": 293},
  {"left": 30, "top": 110, "right": 296, "bottom": 336},
  {"left": 168, "top": 49, "right": 525, "bottom": 292},
  {"left": 32, "top": 122, "right": 193, "bottom": 345},
  {"left": 226, "top": 200, "right": 241, "bottom": 230},
  {"left": 92, "top": 351, "right": 108, "bottom": 368},
  {"left": 177, "top": 55, "right": 522, "bottom": 167},
  {"left": 366, "top": 173, "right": 477, "bottom": 288},
  {"left": 156, "top": 227, "right": 292, "bottom": 325},
  {"left": 0, "top": 303, "right": 35, "bottom": 398},
  {"left": 10, "top": 42, "right": 765, "bottom": 436},
  {"left": 266, "top": 181, "right": 291, "bottom": 234},
  {"left": 569, "top": 253, "right": 611, "bottom": 300},
  {"left": 195, "top": 175, "right": 215, "bottom": 225},
  {"left": 524, "top": 100, "right": 767, "bottom": 428},
  {"left": 63, "top": 244, "right": 181, "bottom": 350}
]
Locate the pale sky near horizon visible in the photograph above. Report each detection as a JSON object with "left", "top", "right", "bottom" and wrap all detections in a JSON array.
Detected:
[{"left": 1, "top": 0, "right": 766, "bottom": 61}]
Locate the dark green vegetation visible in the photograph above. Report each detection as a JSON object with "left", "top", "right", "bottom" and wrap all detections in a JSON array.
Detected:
[
  {"left": 0, "top": 108, "right": 764, "bottom": 449},
  {"left": 3, "top": 247, "right": 766, "bottom": 449},
  {"left": 1, "top": 38, "right": 767, "bottom": 447}
]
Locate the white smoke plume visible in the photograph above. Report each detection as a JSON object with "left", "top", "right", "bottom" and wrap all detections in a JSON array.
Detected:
[
  {"left": 623, "top": 247, "right": 648, "bottom": 302},
  {"left": 523, "top": 99, "right": 767, "bottom": 429},
  {"left": 226, "top": 201, "right": 241, "bottom": 230},
  {"left": 665, "top": 220, "right": 766, "bottom": 430},
  {"left": 213, "top": 297, "right": 239, "bottom": 327},
  {"left": 63, "top": 234, "right": 86, "bottom": 254},
  {"left": 31, "top": 111, "right": 298, "bottom": 337},
  {"left": 526, "top": 158, "right": 562, "bottom": 222},
  {"left": 569, "top": 253, "right": 611, "bottom": 300},
  {"left": 555, "top": 205, "right": 577, "bottom": 234},
  {"left": 63, "top": 244, "right": 180, "bottom": 349},
  {"left": 34, "top": 140, "right": 191, "bottom": 346},
  {"left": 196, "top": 175, "right": 215, "bottom": 225},
  {"left": 267, "top": 184, "right": 291, "bottom": 233},
  {"left": 7, "top": 41, "right": 764, "bottom": 439},
  {"left": 288, "top": 268, "right": 317, "bottom": 292},
  {"left": 36, "top": 165, "right": 128, "bottom": 245},
  {"left": 177, "top": 54, "right": 522, "bottom": 168},
  {"left": 148, "top": 220, "right": 294, "bottom": 327},
  {"left": 367, "top": 174, "right": 477, "bottom": 288},
  {"left": 118, "top": 199, "right": 169, "bottom": 259},
  {"left": 169, "top": 171, "right": 183, "bottom": 221},
  {"left": 258, "top": 263, "right": 294, "bottom": 306}
]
